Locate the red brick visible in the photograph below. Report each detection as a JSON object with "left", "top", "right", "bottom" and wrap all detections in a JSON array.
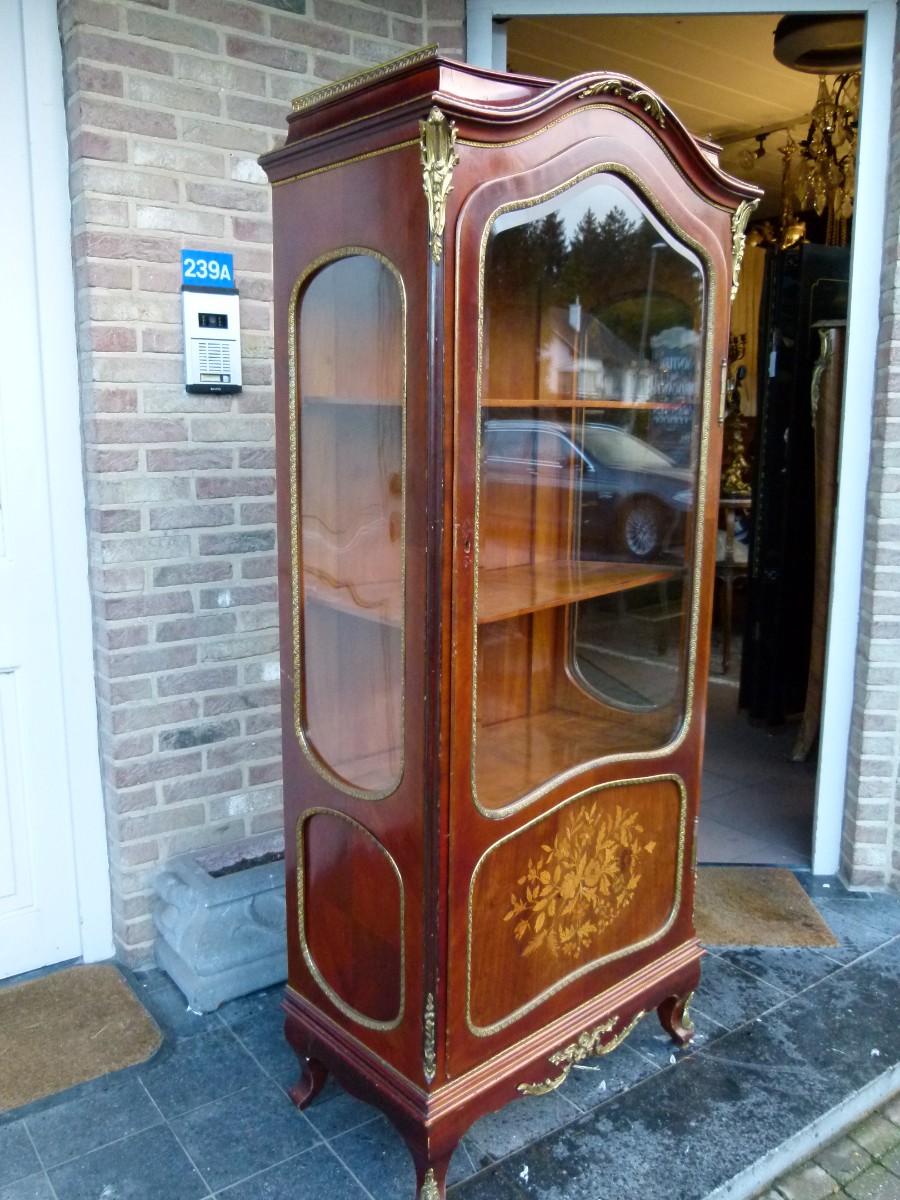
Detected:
[
  {"left": 195, "top": 476, "right": 274, "bottom": 499},
  {"left": 312, "top": 0, "right": 389, "bottom": 37},
  {"left": 68, "top": 29, "right": 174, "bottom": 75},
  {"left": 142, "top": 328, "right": 182, "bottom": 353},
  {"left": 105, "top": 644, "right": 197, "bottom": 679},
  {"left": 231, "top": 215, "right": 273, "bottom": 243},
  {"left": 77, "top": 260, "right": 132, "bottom": 289},
  {"left": 157, "top": 666, "right": 238, "bottom": 697},
  {"left": 126, "top": 75, "right": 221, "bottom": 116},
  {"left": 162, "top": 767, "right": 243, "bottom": 804},
  {"left": 89, "top": 326, "right": 138, "bottom": 353},
  {"left": 176, "top": 0, "right": 265, "bottom": 34},
  {"left": 86, "top": 447, "right": 139, "bottom": 472},
  {"left": 206, "top": 734, "right": 281, "bottom": 768},
  {"left": 111, "top": 733, "right": 155, "bottom": 760},
  {"left": 248, "top": 761, "right": 282, "bottom": 786},
  {"left": 245, "top": 710, "right": 279, "bottom": 735},
  {"left": 103, "top": 591, "right": 194, "bottom": 620},
  {"left": 115, "top": 753, "right": 202, "bottom": 789},
  {"left": 155, "top": 612, "right": 236, "bottom": 641},
  {"left": 126, "top": 8, "right": 220, "bottom": 52},
  {"left": 77, "top": 230, "right": 179, "bottom": 262},
  {"left": 68, "top": 62, "right": 124, "bottom": 97},
  {"left": 149, "top": 504, "right": 235, "bottom": 530},
  {"left": 86, "top": 417, "right": 188, "bottom": 444},
  {"left": 238, "top": 448, "right": 274, "bottom": 469},
  {"left": 203, "top": 684, "right": 279, "bottom": 715},
  {"left": 146, "top": 448, "right": 233, "bottom": 471},
  {"left": 225, "top": 34, "right": 310, "bottom": 73},
  {"left": 184, "top": 180, "right": 268, "bottom": 211},
  {"left": 74, "top": 96, "right": 178, "bottom": 139},
  {"left": 61, "top": 0, "right": 121, "bottom": 33},
  {"left": 98, "top": 624, "right": 150, "bottom": 650},
  {"left": 112, "top": 698, "right": 199, "bottom": 735},
  {"left": 154, "top": 562, "right": 233, "bottom": 587},
  {"left": 224, "top": 95, "right": 290, "bottom": 130},
  {"left": 91, "top": 508, "right": 142, "bottom": 533},
  {"left": 91, "top": 388, "right": 139, "bottom": 413},
  {"left": 240, "top": 502, "right": 275, "bottom": 525},
  {"left": 241, "top": 555, "right": 276, "bottom": 580},
  {"left": 199, "top": 583, "right": 276, "bottom": 608}
]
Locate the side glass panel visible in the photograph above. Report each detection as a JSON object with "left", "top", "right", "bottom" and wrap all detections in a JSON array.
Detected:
[
  {"left": 475, "top": 174, "right": 705, "bottom": 811},
  {"left": 296, "top": 254, "right": 405, "bottom": 795}
]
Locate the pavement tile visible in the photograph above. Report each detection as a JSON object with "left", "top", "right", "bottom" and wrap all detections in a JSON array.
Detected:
[
  {"left": 814, "top": 1134, "right": 874, "bottom": 1185},
  {"left": 844, "top": 1164, "right": 900, "bottom": 1200},
  {"left": 47, "top": 1125, "right": 208, "bottom": 1200},
  {"left": 851, "top": 1115, "right": 900, "bottom": 1159},
  {"left": 775, "top": 1162, "right": 842, "bottom": 1200},
  {"left": 0, "top": 1125, "right": 39, "bottom": 1189},
  {"left": 0, "top": 1175, "right": 56, "bottom": 1200}
]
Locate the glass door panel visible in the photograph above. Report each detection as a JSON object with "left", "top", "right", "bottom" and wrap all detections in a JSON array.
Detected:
[
  {"left": 296, "top": 253, "right": 405, "bottom": 796},
  {"left": 474, "top": 174, "right": 705, "bottom": 811}
]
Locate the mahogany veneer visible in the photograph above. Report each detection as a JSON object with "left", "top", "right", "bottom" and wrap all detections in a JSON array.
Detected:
[{"left": 261, "top": 47, "right": 759, "bottom": 1199}]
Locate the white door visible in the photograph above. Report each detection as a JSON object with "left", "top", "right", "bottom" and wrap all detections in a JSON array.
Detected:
[{"left": 0, "top": 0, "right": 112, "bottom": 977}]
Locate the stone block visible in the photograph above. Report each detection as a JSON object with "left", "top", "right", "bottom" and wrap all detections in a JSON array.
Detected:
[{"left": 153, "top": 831, "right": 286, "bottom": 1012}]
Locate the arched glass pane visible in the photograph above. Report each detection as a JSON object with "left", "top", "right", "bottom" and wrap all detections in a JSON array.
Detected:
[
  {"left": 475, "top": 174, "right": 705, "bottom": 810},
  {"left": 297, "top": 254, "right": 405, "bottom": 795}
]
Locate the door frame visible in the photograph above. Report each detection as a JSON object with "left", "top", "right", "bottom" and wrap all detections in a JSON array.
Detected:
[
  {"left": 466, "top": 0, "right": 897, "bottom": 875},
  {"left": 6, "top": 0, "right": 113, "bottom": 966}
]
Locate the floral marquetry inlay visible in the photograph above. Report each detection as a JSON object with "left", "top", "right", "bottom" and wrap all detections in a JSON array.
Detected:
[{"left": 504, "top": 804, "right": 655, "bottom": 961}]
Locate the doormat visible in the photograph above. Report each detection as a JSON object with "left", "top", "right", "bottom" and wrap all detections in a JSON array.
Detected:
[
  {"left": 694, "top": 867, "right": 839, "bottom": 947},
  {"left": 0, "top": 964, "right": 162, "bottom": 1112}
]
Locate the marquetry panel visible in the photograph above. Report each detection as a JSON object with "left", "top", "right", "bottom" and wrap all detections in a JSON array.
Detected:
[{"left": 467, "top": 776, "right": 685, "bottom": 1034}]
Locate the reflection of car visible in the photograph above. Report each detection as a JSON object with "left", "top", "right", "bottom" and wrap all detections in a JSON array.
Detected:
[{"left": 481, "top": 418, "right": 694, "bottom": 560}]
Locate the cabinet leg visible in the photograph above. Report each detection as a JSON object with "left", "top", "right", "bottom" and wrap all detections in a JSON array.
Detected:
[
  {"left": 413, "top": 1155, "right": 452, "bottom": 1200},
  {"left": 287, "top": 1053, "right": 329, "bottom": 1109},
  {"left": 657, "top": 991, "right": 695, "bottom": 1047}
]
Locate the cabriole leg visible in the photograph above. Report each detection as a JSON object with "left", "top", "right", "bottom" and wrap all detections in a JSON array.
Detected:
[{"left": 657, "top": 991, "right": 695, "bottom": 1046}]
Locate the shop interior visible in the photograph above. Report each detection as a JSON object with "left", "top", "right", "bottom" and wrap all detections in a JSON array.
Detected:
[{"left": 502, "top": 11, "right": 860, "bottom": 867}]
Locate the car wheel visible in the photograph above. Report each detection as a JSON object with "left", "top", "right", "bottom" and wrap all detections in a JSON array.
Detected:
[{"left": 619, "top": 497, "right": 662, "bottom": 559}]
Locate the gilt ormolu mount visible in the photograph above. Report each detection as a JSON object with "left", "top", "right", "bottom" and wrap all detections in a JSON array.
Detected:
[{"left": 260, "top": 47, "right": 759, "bottom": 1199}]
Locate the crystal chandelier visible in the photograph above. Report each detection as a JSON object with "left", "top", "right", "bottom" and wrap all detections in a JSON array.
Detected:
[{"left": 779, "top": 70, "right": 859, "bottom": 246}]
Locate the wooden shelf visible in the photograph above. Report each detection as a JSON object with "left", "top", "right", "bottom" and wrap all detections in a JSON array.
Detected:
[
  {"left": 475, "top": 706, "right": 667, "bottom": 810},
  {"left": 477, "top": 559, "right": 674, "bottom": 624},
  {"left": 305, "top": 573, "right": 402, "bottom": 626},
  {"left": 304, "top": 394, "right": 402, "bottom": 407},
  {"left": 482, "top": 397, "right": 685, "bottom": 411}
]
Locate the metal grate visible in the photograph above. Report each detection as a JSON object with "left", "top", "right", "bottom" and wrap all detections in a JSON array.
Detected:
[{"left": 197, "top": 340, "right": 231, "bottom": 375}]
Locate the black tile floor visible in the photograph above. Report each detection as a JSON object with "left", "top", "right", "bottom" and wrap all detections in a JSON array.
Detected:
[{"left": 2, "top": 878, "right": 900, "bottom": 1200}]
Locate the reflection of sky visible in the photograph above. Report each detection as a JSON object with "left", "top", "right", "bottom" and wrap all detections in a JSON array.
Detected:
[{"left": 492, "top": 173, "right": 699, "bottom": 269}]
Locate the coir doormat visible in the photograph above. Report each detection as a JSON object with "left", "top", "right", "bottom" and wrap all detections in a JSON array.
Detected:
[
  {"left": 0, "top": 963, "right": 162, "bottom": 1112},
  {"left": 694, "top": 867, "right": 839, "bottom": 948}
]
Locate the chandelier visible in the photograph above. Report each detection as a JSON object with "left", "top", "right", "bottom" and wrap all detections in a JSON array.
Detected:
[
  {"left": 779, "top": 71, "right": 859, "bottom": 246},
  {"left": 773, "top": 14, "right": 863, "bottom": 248}
]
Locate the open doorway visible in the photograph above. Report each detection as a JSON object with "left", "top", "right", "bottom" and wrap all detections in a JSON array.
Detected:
[{"left": 490, "top": 10, "right": 867, "bottom": 870}]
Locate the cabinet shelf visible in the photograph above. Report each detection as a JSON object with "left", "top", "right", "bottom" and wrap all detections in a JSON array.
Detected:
[
  {"left": 304, "top": 394, "right": 402, "bottom": 407},
  {"left": 477, "top": 559, "right": 674, "bottom": 624},
  {"left": 483, "top": 397, "right": 685, "bottom": 411},
  {"left": 475, "top": 706, "right": 667, "bottom": 810},
  {"left": 305, "top": 573, "right": 402, "bottom": 626}
]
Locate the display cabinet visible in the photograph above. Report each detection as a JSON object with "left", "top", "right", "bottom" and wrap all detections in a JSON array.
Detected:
[{"left": 261, "top": 48, "right": 758, "bottom": 1199}]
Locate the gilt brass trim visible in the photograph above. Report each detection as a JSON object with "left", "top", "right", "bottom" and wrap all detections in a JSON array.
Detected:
[
  {"left": 423, "top": 992, "right": 437, "bottom": 1083},
  {"left": 731, "top": 198, "right": 759, "bottom": 300},
  {"left": 420, "top": 1170, "right": 441, "bottom": 1200},
  {"left": 292, "top": 44, "right": 439, "bottom": 112},
  {"left": 470, "top": 166, "right": 717, "bottom": 820},
  {"left": 465, "top": 774, "right": 688, "bottom": 1037},
  {"left": 580, "top": 78, "right": 667, "bottom": 126},
  {"left": 288, "top": 247, "right": 407, "bottom": 802},
  {"left": 517, "top": 1010, "right": 645, "bottom": 1095},
  {"left": 420, "top": 107, "right": 459, "bottom": 265},
  {"left": 272, "top": 139, "right": 418, "bottom": 189},
  {"left": 456, "top": 105, "right": 733, "bottom": 216},
  {"left": 297, "top": 808, "right": 406, "bottom": 1032}
]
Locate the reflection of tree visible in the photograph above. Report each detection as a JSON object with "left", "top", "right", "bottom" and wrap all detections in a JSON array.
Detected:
[{"left": 486, "top": 203, "right": 700, "bottom": 356}]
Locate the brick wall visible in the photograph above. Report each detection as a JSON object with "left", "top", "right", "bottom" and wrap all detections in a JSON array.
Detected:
[
  {"left": 844, "top": 19, "right": 900, "bottom": 891},
  {"left": 59, "top": 0, "right": 465, "bottom": 964}
]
